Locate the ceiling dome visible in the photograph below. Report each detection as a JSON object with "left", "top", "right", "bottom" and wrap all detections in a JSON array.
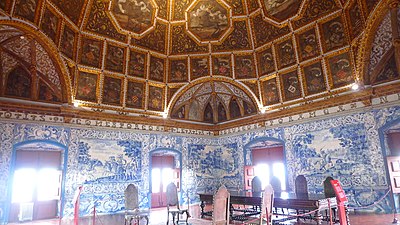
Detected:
[{"left": 0, "top": 0, "right": 398, "bottom": 128}]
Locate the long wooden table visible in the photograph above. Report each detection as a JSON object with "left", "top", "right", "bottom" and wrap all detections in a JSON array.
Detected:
[{"left": 198, "top": 191, "right": 337, "bottom": 224}]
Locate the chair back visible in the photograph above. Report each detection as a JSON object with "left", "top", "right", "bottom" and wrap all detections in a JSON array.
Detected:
[
  {"left": 295, "top": 175, "right": 308, "bottom": 195},
  {"left": 212, "top": 185, "right": 230, "bottom": 225},
  {"left": 270, "top": 176, "right": 282, "bottom": 193},
  {"left": 125, "top": 184, "right": 139, "bottom": 210},
  {"left": 252, "top": 176, "right": 262, "bottom": 192},
  {"left": 323, "top": 176, "right": 335, "bottom": 198},
  {"left": 261, "top": 184, "right": 274, "bottom": 224},
  {"left": 166, "top": 182, "right": 180, "bottom": 208}
]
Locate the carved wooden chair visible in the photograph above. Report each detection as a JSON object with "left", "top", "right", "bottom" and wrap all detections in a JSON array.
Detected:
[
  {"left": 294, "top": 175, "right": 309, "bottom": 218},
  {"left": 323, "top": 176, "right": 337, "bottom": 222},
  {"left": 295, "top": 175, "right": 308, "bottom": 196},
  {"left": 240, "top": 184, "right": 274, "bottom": 225},
  {"left": 124, "top": 184, "right": 149, "bottom": 225},
  {"left": 166, "top": 182, "right": 190, "bottom": 225},
  {"left": 252, "top": 176, "right": 262, "bottom": 192},
  {"left": 212, "top": 185, "right": 230, "bottom": 225}
]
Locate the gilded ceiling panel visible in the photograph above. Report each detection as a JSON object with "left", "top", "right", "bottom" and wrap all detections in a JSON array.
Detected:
[
  {"left": 40, "top": 7, "right": 60, "bottom": 44},
  {"left": 13, "top": 0, "right": 39, "bottom": 22},
  {"left": 319, "top": 15, "right": 348, "bottom": 53},
  {"left": 149, "top": 55, "right": 166, "bottom": 82},
  {"left": 79, "top": 37, "right": 103, "bottom": 69},
  {"left": 75, "top": 70, "right": 99, "bottom": 103},
  {"left": 279, "top": 69, "right": 302, "bottom": 102},
  {"left": 295, "top": 27, "right": 320, "bottom": 62},
  {"left": 60, "top": 25, "right": 77, "bottom": 60},
  {"left": 170, "top": 24, "right": 208, "bottom": 55},
  {"left": 169, "top": 58, "right": 189, "bottom": 83},
  {"left": 167, "top": 85, "right": 183, "bottom": 103},
  {"left": 365, "top": 0, "right": 379, "bottom": 14},
  {"left": 190, "top": 56, "right": 210, "bottom": 80},
  {"left": 86, "top": 0, "right": 126, "bottom": 42},
  {"left": 212, "top": 20, "right": 251, "bottom": 52},
  {"left": 212, "top": 55, "right": 232, "bottom": 77},
  {"left": 241, "top": 80, "right": 259, "bottom": 100},
  {"left": 251, "top": 14, "right": 290, "bottom": 48},
  {"left": 275, "top": 37, "right": 296, "bottom": 69},
  {"left": 301, "top": 60, "right": 327, "bottom": 96},
  {"left": 292, "top": 0, "right": 339, "bottom": 29},
  {"left": 256, "top": 46, "right": 276, "bottom": 76},
  {"left": 126, "top": 79, "right": 146, "bottom": 109},
  {"left": 102, "top": 74, "right": 123, "bottom": 106},
  {"left": 326, "top": 49, "right": 354, "bottom": 89},
  {"left": 187, "top": 0, "right": 230, "bottom": 42},
  {"left": 234, "top": 53, "right": 257, "bottom": 79},
  {"left": 50, "top": 0, "right": 85, "bottom": 24},
  {"left": 261, "top": 76, "right": 280, "bottom": 106},
  {"left": 109, "top": 0, "right": 157, "bottom": 35},
  {"left": 128, "top": 49, "right": 147, "bottom": 78},
  {"left": 105, "top": 43, "right": 126, "bottom": 73},
  {"left": 261, "top": 0, "right": 302, "bottom": 22},
  {"left": 131, "top": 22, "right": 167, "bottom": 54},
  {"left": 148, "top": 84, "right": 164, "bottom": 111}
]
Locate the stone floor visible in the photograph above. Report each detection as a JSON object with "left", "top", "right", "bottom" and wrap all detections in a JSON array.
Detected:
[{"left": 7, "top": 206, "right": 398, "bottom": 225}]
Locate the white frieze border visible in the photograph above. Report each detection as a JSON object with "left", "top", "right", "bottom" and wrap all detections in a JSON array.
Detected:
[{"left": 0, "top": 93, "right": 399, "bottom": 136}]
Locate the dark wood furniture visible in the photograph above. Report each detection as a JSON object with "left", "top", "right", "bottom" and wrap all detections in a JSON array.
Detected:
[{"left": 198, "top": 191, "right": 337, "bottom": 225}]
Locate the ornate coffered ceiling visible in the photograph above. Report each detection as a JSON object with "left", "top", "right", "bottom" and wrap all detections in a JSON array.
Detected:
[{"left": 0, "top": 0, "right": 399, "bottom": 131}]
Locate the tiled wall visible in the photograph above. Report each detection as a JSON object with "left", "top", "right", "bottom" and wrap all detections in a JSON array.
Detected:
[{"left": 0, "top": 105, "right": 399, "bottom": 223}]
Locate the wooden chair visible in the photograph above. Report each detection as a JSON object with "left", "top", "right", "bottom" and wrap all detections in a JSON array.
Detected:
[
  {"left": 212, "top": 185, "right": 230, "bottom": 225},
  {"left": 295, "top": 175, "right": 308, "bottom": 196},
  {"left": 323, "top": 177, "right": 337, "bottom": 222},
  {"left": 252, "top": 176, "right": 262, "bottom": 192},
  {"left": 294, "top": 175, "right": 309, "bottom": 218},
  {"left": 124, "top": 184, "right": 149, "bottom": 225},
  {"left": 323, "top": 176, "right": 335, "bottom": 198},
  {"left": 240, "top": 184, "right": 274, "bottom": 225},
  {"left": 166, "top": 182, "right": 190, "bottom": 225}
]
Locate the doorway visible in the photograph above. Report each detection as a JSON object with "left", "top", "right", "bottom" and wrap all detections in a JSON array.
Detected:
[
  {"left": 150, "top": 149, "right": 181, "bottom": 208},
  {"left": 8, "top": 142, "right": 64, "bottom": 223}
]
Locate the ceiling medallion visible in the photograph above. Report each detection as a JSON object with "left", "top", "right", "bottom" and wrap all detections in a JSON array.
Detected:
[
  {"left": 185, "top": 0, "right": 232, "bottom": 44},
  {"left": 260, "top": 0, "right": 304, "bottom": 23},
  {"left": 108, "top": 0, "right": 158, "bottom": 37}
]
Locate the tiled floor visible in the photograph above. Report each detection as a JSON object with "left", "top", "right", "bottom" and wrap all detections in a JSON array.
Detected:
[{"left": 6, "top": 206, "right": 398, "bottom": 225}]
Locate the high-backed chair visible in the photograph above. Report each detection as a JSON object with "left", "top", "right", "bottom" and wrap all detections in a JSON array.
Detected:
[
  {"left": 241, "top": 184, "right": 274, "bottom": 225},
  {"left": 269, "top": 176, "right": 282, "bottom": 193},
  {"left": 323, "top": 176, "right": 335, "bottom": 198},
  {"left": 124, "top": 184, "right": 149, "bottom": 225},
  {"left": 323, "top": 177, "right": 337, "bottom": 221},
  {"left": 295, "top": 175, "right": 308, "bottom": 196},
  {"left": 212, "top": 185, "right": 230, "bottom": 225},
  {"left": 252, "top": 176, "right": 262, "bottom": 192},
  {"left": 166, "top": 182, "right": 190, "bottom": 225}
]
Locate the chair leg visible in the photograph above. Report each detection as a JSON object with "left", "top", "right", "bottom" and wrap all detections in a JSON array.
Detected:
[
  {"left": 145, "top": 215, "right": 149, "bottom": 225},
  {"left": 167, "top": 213, "right": 170, "bottom": 225}
]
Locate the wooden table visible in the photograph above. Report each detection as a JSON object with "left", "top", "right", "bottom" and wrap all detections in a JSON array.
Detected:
[{"left": 198, "top": 191, "right": 338, "bottom": 224}]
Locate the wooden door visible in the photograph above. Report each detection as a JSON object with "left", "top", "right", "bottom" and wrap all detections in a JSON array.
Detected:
[
  {"left": 387, "top": 156, "right": 400, "bottom": 193},
  {"left": 151, "top": 156, "right": 175, "bottom": 208},
  {"left": 9, "top": 150, "right": 61, "bottom": 222}
]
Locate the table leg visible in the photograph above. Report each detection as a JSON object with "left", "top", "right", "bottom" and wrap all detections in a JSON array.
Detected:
[
  {"left": 200, "top": 201, "right": 205, "bottom": 218},
  {"left": 315, "top": 210, "right": 323, "bottom": 225}
]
